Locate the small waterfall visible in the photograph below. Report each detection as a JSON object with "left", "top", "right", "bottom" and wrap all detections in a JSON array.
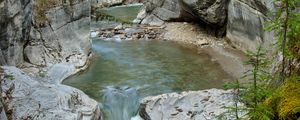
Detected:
[{"left": 101, "top": 86, "right": 140, "bottom": 120}]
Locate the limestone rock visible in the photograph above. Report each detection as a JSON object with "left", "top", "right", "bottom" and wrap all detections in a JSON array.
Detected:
[
  {"left": 26, "top": 0, "right": 92, "bottom": 68},
  {"left": 136, "top": 0, "right": 227, "bottom": 26},
  {"left": 138, "top": 89, "right": 246, "bottom": 120},
  {"left": 0, "top": 0, "right": 91, "bottom": 69},
  {"left": 1, "top": 66, "right": 102, "bottom": 120},
  {"left": 0, "top": 0, "right": 32, "bottom": 66},
  {"left": 226, "top": 0, "right": 275, "bottom": 51}
]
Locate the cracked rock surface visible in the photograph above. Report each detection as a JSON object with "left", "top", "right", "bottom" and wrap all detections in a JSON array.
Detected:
[
  {"left": 0, "top": 0, "right": 91, "bottom": 68},
  {"left": 138, "top": 89, "right": 246, "bottom": 120},
  {"left": 1, "top": 65, "right": 102, "bottom": 120}
]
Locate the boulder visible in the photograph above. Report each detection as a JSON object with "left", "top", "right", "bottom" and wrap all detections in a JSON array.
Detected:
[
  {"left": 1, "top": 66, "right": 102, "bottom": 120},
  {"left": 138, "top": 89, "right": 246, "bottom": 120}
]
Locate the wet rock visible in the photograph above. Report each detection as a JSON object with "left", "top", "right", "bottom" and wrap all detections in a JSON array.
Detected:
[
  {"left": 1, "top": 66, "right": 102, "bottom": 120},
  {"left": 138, "top": 89, "right": 246, "bottom": 120}
]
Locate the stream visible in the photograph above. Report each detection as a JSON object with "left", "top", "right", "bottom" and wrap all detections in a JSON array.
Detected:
[{"left": 63, "top": 4, "right": 234, "bottom": 120}]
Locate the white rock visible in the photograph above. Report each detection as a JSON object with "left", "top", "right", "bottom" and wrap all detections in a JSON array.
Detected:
[{"left": 138, "top": 89, "right": 246, "bottom": 120}]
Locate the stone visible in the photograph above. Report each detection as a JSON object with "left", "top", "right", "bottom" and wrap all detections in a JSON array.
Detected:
[
  {"left": 141, "top": 14, "right": 165, "bottom": 26},
  {"left": 135, "top": 0, "right": 228, "bottom": 36},
  {"left": 1, "top": 66, "right": 102, "bottom": 120},
  {"left": 137, "top": 0, "right": 227, "bottom": 26},
  {"left": 24, "top": 45, "right": 46, "bottom": 66},
  {"left": 0, "top": 108, "right": 7, "bottom": 120},
  {"left": 138, "top": 89, "right": 246, "bottom": 120},
  {"left": 0, "top": 0, "right": 32, "bottom": 66},
  {"left": 226, "top": 0, "right": 275, "bottom": 51},
  {"left": 0, "top": 0, "right": 92, "bottom": 69}
]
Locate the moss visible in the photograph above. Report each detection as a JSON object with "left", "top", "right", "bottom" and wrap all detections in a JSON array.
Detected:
[{"left": 265, "top": 77, "right": 300, "bottom": 120}]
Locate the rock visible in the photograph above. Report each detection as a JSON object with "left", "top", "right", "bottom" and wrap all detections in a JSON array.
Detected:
[
  {"left": 24, "top": 45, "right": 46, "bottom": 66},
  {"left": 0, "top": 0, "right": 32, "bottom": 66},
  {"left": 1, "top": 66, "right": 102, "bottom": 120},
  {"left": 0, "top": 108, "right": 8, "bottom": 120},
  {"left": 0, "top": 0, "right": 92, "bottom": 69},
  {"left": 115, "top": 24, "right": 123, "bottom": 30},
  {"left": 163, "top": 22, "right": 211, "bottom": 46},
  {"left": 138, "top": 89, "right": 246, "bottom": 120},
  {"left": 226, "top": 0, "right": 275, "bottom": 51},
  {"left": 141, "top": 14, "right": 165, "bottom": 26},
  {"left": 91, "top": 31, "right": 100, "bottom": 38},
  {"left": 134, "top": 0, "right": 228, "bottom": 36},
  {"left": 133, "top": 7, "right": 147, "bottom": 24},
  {"left": 136, "top": 0, "right": 226, "bottom": 27}
]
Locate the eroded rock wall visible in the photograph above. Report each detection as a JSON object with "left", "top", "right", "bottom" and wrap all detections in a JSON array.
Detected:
[
  {"left": 0, "top": 0, "right": 33, "bottom": 66},
  {"left": 1, "top": 66, "right": 102, "bottom": 120},
  {"left": 26, "top": 0, "right": 91, "bottom": 68},
  {"left": 226, "top": 0, "right": 275, "bottom": 51},
  {"left": 136, "top": 0, "right": 276, "bottom": 47},
  {"left": 0, "top": 0, "right": 91, "bottom": 69},
  {"left": 0, "top": 0, "right": 102, "bottom": 119},
  {"left": 134, "top": 0, "right": 228, "bottom": 36}
]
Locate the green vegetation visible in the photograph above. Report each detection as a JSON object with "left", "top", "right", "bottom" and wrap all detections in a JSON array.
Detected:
[
  {"left": 265, "top": 77, "right": 300, "bottom": 119},
  {"left": 38, "top": 71, "right": 46, "bottom": 78},
  {"left": 242, "top": 46, "right": 274, "bottom": 120},
  {"left": 225, "top": 0, "right": 300, "bottom": 119},
  {"left": 4, "top": 75, "right": 14, "bottom": 80},
  {"left": 224, "top": 46, "right": 274, "bottom": 120},
  {"left": 266, "top": 0, "right": 300, "bottom": 81}
]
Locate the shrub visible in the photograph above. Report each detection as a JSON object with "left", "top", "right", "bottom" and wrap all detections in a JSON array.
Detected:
[{"left": 265, "top": 77, "right": 300, "bottom": 119}]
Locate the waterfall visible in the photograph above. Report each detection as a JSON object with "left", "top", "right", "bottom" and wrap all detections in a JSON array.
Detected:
[{"left": 101, "top": 86, "right": 140, "bottom": 120}]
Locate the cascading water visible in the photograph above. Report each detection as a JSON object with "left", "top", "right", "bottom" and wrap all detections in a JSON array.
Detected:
[{"left": 101, "top": 86, "right": 139, "bottom": 120}]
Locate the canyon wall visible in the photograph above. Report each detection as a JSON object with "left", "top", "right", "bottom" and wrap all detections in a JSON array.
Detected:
[
  {"left": 0, "top": 0, "right": 102, "bottom": 119},
  {"left": 227, "top": 0, "right": 275, "bottom": 51},
  {"left": 136, "top": 0, "right": 276, "bottom": 50},
  {"left": 0, "top": 0, "right": 91, "bottom": 68}
]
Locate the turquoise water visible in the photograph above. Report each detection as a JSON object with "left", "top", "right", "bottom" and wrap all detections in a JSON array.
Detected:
[
  {"left": 63, "top": 40, "right": 233, "bottom": 120},
  {"left": 66, "top": 4, "right": 234, "bottom": 120}
]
